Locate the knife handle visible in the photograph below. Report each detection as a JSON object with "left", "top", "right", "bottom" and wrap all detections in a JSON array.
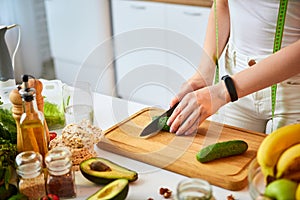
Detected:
[{"left": 166, "top": 102, "right": 179, "bottom": 117}]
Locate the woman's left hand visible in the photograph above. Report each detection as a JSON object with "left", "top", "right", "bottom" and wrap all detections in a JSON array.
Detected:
[{"left": 167, "top": 83, "right": 229, "bottom": 135}]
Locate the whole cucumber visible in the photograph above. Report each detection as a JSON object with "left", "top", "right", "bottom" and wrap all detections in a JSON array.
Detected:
[{"left": 196, "top": 140, "right": 248, "bottom": 163}]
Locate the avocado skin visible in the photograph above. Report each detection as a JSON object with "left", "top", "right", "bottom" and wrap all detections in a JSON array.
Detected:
[
  {"left": 87, "top": 179, "right": 129, "bottom": 200},
  {"left": 80, "top": 157, "right": 138, "bottom": 185}
]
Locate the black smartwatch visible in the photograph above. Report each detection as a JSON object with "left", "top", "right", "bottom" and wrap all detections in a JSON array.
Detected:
[{"left": 221, "top": 75, "right": 238, "bottom": 102}]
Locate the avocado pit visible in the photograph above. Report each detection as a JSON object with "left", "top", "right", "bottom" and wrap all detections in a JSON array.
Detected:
[{"left": 90, "top": 161, "right": 111, "bottom": 172}]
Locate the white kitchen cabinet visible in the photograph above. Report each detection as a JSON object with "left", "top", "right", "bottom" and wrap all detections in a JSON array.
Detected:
[
  {"left": 45, "top": 0, "right": 115, "bottom": 95},
  {"left": 111, "top": 0, "right": 211, "bottom": 107},
  {"left": 165, "top": 4, "right": 210, "bottom": 91},
  {"left": 112, "top": 0, "right": 170, "bottom": 107}
]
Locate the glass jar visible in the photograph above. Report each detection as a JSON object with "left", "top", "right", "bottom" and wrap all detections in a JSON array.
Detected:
[
  {"left": 15, "top": 151, "right": 46, "bottom": 200},
  {"left": 45, "top": 147, "right": 76, "bottom": 198},
  {"left": 176, "top": 178, "right": 213, "bottom": 200}
]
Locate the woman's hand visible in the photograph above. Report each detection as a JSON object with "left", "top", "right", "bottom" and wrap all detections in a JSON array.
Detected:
[
  {"left": 167, "top": 82, "right": 229, "bottom": 135},
  {"left": 169, "top": 73, "right": 212, "bottom": 108}
]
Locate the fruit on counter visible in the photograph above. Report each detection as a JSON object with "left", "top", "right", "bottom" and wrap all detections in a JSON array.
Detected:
[
  {"left": 296, "top": 184, "right": 300, "bottom": 200},
  {"left": 39, "top": 194, "right": 60, "bottom": 200},
  {"left": 276, "top": 143, "right": 300, "bottom": 181},
  {"left": 80, "top": 157, "right": 138, "bottom": 184},
  {"left": 87, "top": 179, "right": 129, "bottom": 200},
  {"left": 256, "top": 123, "right": 300, "bottom": 179},
  {"left": 264, "top": 179, "right": 297, "bottom": 200},
  {"left": 196, "top": 140, "right": 248, "bottom": 163},
  {"left": 49, "top": 131, "right": 57, "bottom": 141}
]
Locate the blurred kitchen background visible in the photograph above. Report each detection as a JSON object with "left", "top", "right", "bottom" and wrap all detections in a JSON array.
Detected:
[{"left": 0, "top": 0, "right": 213, "bottom": 107}]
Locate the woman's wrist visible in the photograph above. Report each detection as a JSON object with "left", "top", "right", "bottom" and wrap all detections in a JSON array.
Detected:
[
  {"left": 221, "top": 75, "right": 238, "bottom": 102},
  {"left": 220, "top": 81, "right": 231, "bottom": 104}
]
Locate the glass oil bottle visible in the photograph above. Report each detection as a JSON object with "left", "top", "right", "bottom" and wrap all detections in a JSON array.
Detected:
[{"left": 19, "top": 75, "right": 48, "bottom": 158}]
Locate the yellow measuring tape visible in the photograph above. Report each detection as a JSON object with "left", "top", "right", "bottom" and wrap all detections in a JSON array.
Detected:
[
  {"left": 272, "top": 0, "right": 288, "bottom": 121},
  {"left": 213, "top": 0, "right": 219, "bottom": 85},
  {"left": 213, "top": 0, "right": 288, "bottom": 126}
]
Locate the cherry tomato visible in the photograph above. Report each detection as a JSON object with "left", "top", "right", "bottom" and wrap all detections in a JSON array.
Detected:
[
  {"left": 39, "top": 194, "right": 60, "bottom": 200},
  {"left": 49, "top": 132, "right": 57, "bottom": 141}
]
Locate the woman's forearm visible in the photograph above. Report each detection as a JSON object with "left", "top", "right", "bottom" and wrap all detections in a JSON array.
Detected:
[
  {"left": 232, "top": 39, "right": 300, "bottom": 98},
  {"left": 203, "top": 0, "right": 230, "bottom": 62},
  {"left": 191, "top": 0, "right": 230, "bottom": 87}
]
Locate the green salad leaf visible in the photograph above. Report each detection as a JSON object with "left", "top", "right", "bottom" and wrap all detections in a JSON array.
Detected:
[{"left": 44, "top": 101, "right": 66, "bottom": 130}]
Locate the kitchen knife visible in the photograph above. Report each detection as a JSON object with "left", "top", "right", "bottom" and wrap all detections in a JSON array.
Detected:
[{"left": 139, "top": 102, "right": 179, "bottom": 138}]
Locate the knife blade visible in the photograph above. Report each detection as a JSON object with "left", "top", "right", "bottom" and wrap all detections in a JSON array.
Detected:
[{"left": 139, "top": 102, "right": 179, "bottom": 138}]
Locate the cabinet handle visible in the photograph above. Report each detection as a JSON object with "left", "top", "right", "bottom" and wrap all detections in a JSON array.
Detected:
[
  {"left": 183, "top": 11, "right": 202, "bottom": 17},
  {"left": 130, "top": 5, "right": 147, "bottom": 10}
]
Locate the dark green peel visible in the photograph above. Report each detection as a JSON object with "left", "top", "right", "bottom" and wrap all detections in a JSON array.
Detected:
[{"left": 196, "top": 140, "right": 248, "bottom": 163}]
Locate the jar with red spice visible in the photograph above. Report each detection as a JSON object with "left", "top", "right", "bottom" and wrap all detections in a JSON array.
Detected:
[{"left": 45, "top": 147, "right": 76, "bottom": 198}]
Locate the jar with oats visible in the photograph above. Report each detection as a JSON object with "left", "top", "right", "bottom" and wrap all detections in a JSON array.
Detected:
[
  {"left": 15, "top": 151, "right": 46, "bottom": 200},
  {"left": 45, "top": 147, "right": 76, "bottom": 198}
]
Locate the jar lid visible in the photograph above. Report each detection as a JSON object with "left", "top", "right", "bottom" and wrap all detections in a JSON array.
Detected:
[
  {"left": 45, "top": 147, "right": 72, "bottom": 175},
  {"left": 15, "top": 151, "right": 43, "bottom": 179}
]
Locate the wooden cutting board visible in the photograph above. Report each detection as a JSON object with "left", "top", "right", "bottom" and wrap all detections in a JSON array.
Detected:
[{"left": 97, "top": 107, "right": 266, "bottom": 191}]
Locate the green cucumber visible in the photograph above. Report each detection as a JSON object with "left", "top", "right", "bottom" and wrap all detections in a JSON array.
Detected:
[
  {"left": 152, "top": 116, "right": 170, "bottom": 132},
  {"left": 196, "top": 140, "right": 248, "bottom": 163}
]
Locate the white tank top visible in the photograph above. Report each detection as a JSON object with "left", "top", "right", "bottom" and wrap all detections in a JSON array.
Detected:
[{"left": 228, "top": 0, "right": 300, "bottom": 57}]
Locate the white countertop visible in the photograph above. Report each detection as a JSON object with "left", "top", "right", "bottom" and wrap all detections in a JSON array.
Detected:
[{"left": 72, "top": 93, "right": 252, "bottom": 200}]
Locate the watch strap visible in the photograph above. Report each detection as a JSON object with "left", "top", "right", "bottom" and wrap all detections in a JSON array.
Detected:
[{"left": 222, "top": 75, "right": 238, "bottom": 102}]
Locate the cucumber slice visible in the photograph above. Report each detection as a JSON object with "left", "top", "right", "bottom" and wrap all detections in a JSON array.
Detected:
[{"left": 152, "top": 116, "right": 170, "bottom": 132}]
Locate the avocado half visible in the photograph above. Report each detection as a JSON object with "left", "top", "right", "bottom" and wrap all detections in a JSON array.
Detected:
[
  {"left": 87, "top": 179, "right": 129, "bottom": 200},
  {"left": 80, "top": 157, "right": 138, "bottom": 184}
]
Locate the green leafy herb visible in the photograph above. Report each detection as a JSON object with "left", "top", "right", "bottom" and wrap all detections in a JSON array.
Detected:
[
  {"left": 0, "top": 105, "right": 18, "bottom": 191},
  {"left": 0, "top": 107, "right": 17, "bottom": 144},
  {"left": 0, "top": 138, "right": 17, "bottom": 190}
]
